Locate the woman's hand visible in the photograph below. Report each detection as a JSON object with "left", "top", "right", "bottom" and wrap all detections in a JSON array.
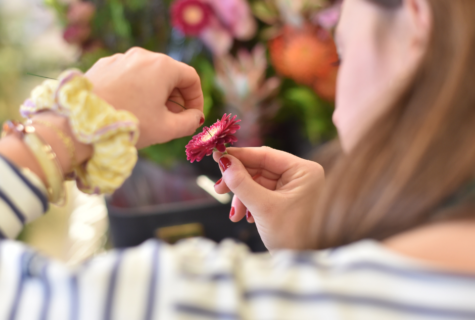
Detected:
[
  {"left": 85, "top": 47, "right": 205, "bottom": 149},
  {"left": 213, "top": 147, "right": 325, "bottom": 251}
]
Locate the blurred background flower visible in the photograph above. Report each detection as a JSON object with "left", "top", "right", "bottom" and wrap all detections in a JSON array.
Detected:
[
  {"left": 215, "top": 44, "right": 281, "bottom": 147},
  {"left": 63, "top": 1, "right": 95, "bottom": 46},
  {"left": 171, "top": 0, "right": 256, "bottom": 55}
]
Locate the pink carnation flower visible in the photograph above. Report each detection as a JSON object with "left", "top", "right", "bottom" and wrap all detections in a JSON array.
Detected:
[
  {"left": 186, "top": 114, "right": 241, "bottom": 163},
  {"left": 171, "top": 0, "right": 213, "bottom": 36}
]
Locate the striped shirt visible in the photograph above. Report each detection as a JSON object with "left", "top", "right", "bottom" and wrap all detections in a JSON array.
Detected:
[{"left": 0, "top": 154, "right": 475, "bottom": 320}]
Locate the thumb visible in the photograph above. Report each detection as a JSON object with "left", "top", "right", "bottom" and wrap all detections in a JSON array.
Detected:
[
  {"left": 220, "top": 155, "right": 273, "bottom": 213},
  {"left": 165, "top": 108, "right": 204, "bottom": 139}
]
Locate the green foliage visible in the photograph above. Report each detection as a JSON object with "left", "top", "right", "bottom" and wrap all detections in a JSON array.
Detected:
[
  {"left": 140, "top": 136, "right": 190, "bottom": 168},
  {"left": 76, "top": 48, "right": 112, "bottom": 72},
  {"left": 282, "top": 86, "right": 336, "bottom": 144},
  {"left": 191, "top": 56, "right": 217, "bottom": 117},
  {"left": 44, "top": 0, "right": 68, "bottom": 25},
  {"left": 110, "top": 0, "right": 132, "bottom": 40},
  {"left": 127, "top": 0, "right": 150, "bottom": 11}
]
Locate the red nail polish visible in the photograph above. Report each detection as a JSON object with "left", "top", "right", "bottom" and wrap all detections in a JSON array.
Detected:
[
  {"left": 246, "top": 210, "right": 252, "bottom": 221},
  {"left": 229, "top": 207, "right": 235, "bottom": 219},
  {"left": 199, "top": 117, "right": 205, "bottom": 125},
  {"left": 219, "top": 157, "right": 232, "bottom": 172},
  {"left": 215, "top": 178, "right": 222, "bottom": 186}
]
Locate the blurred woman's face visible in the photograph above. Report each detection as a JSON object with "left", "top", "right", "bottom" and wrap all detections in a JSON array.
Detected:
[{"left": 333, "top": 0, "right": 427, "bottom": 152}]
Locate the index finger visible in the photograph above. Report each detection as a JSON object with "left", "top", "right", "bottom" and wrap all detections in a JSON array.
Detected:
[
  {"left": 171, "top": 60, "right": 204, "bottom": 112},
  {"left": 213, "top": 147, "right": 305, "bottom": 175}
]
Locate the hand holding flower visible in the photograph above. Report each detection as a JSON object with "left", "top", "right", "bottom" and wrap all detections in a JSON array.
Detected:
[{"left": 213, "top": 147, "right": 325, "bottom": 251}]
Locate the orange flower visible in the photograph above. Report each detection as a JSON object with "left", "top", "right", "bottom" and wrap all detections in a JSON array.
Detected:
[{"left": 269, "top": 24, "right": 339, "bottom": 100}]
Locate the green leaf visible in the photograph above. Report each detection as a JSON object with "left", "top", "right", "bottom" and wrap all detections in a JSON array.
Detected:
[
  {"left": 44, "top": 0, "right": 67, "bottom": 25},
  {"left": 140, "top": 137, "right": 189, "bottom": 168},
  {"left": 284, "top": 86, "right": 336, "bottom": 144},
  {"left": 75, "top": 48, "right": 112, "bottom": 72},
  {"left": 192, "top": 56, "right": 217, "bottom": 117},
  {"left": 252, "top": 2, "right": 279, "bottom": 24},
  {"left": 126, "top": 0, "right": 148, "bottom": 11},
  {"left": 110, "top": 0, "right": 132, "bottom": 39}
]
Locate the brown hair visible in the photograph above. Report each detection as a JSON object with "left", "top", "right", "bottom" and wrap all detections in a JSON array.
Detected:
[{"left": 312, "top": 0, "right": 475, "bottom": 249}]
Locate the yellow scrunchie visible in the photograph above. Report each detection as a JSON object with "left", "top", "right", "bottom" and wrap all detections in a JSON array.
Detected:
[{"left": 20, "top": 69, "right": 139, "bottom": 195}]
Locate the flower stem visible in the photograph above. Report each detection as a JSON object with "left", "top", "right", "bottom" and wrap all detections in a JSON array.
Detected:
[
  {"left": 212, "top": 148, "right": 228, "bottom": 155},
  {"left": 205, "top": 128, "right": 213, "bottom": 138},
  {"left": 26, "top": 72, "right": 57, "bottom": 80}
]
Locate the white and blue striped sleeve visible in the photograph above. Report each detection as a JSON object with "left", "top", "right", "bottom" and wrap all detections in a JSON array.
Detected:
[
  {"left": 0, "top": 155, "right": 49, "bottom": 239},
  {"left": 1, "top": 236, "right": 475, "bottom": 319}
]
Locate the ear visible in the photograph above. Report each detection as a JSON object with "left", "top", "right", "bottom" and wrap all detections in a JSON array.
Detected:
[{"left": 403, "top": 0, "right": 432, "bottom": 46}]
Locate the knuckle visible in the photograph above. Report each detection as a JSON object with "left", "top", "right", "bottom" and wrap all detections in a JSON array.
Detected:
[
  {"left": 155, "top": 52, "right": 168, "bottom": 59},
  {"left": 259, "top": 146, "right": 274, "bottom": 168},
  {"left": 96, "top": 57, "right": 108, "bottom": 65},
  {"left": 189, "top": 66, "right": 199, "bottom": 77},
  {"left": 309, "top": 160, "right": 323, "bottom": 172},
  {"left": 125, "top": 47, "right": 143, "bottom": 55},
  {"left": 153, "top": 53, "right": 171, "bottom": 68},
  {"left": 306, "top": 161, "right": 324, "bottom": 180},
  {"left": 109, "top": 53, "right": 123, "bottom": 61},
  {"left": 97, "top": 53, "right": 121, "bottom": 65}
]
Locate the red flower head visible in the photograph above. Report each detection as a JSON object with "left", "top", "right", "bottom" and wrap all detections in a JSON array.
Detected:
[
  {"left": 186, "top": 114, "right": 241, "bottom": 163},
  {"left": 171, "top": 0, "right": 212, "bottom": 36}
]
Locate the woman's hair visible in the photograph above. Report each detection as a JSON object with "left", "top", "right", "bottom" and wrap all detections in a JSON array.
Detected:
[{"left": 312, "top": 0, "right": 475, "bottom": 249}]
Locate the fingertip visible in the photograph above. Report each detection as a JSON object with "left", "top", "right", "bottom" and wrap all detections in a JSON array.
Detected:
[
  {"left": 167, "top": 108, "right": 205, "bottom": 138},
  {"left": 214, "top": 178, "right": 231, "bottom": 194},
  {"left": 246, "top": 209, "right": 255, "bottom": 224},
  {"left": 229, "top": 196, "right": 246, "bottom": 223},
  {"left": 213, "top": 151, "right": 224, "bottom": 162}
]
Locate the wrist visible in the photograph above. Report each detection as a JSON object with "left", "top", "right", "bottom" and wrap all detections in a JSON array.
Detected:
[{"left": 31, "top": 111, "right": 93, "bottom": 174}]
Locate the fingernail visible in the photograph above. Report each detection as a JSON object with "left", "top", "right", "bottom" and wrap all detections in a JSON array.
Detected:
[
  {"left": 199, "top": 117, "right": 205, "bottom": 125},
  {"left": 229, "top": 207, "right": 235, "bottom": 219},
  {"left": 246, "top": 210, "right": 252, "bottom": 222},
  {"left": 219, "top": 157, "right": 232, "bottom": 172},
  {"left": 215, "top": 178, "right": 222, "bottom": 186}
]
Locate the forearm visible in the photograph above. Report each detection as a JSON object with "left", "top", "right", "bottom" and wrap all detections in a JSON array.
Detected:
[{"left": 0, "top": 111, "right": 93, "bottom": 186}]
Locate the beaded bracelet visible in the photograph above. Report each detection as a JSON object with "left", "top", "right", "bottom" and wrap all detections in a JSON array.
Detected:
[{"left": 1, "top": 120, "right": 65, "bottom": 205}]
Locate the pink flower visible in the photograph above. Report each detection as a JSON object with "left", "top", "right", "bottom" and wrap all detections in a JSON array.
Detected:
[
  {"left": 313, "top": 1, "right": 342, "bottom": 30},
  {"left": 206, "top": 0, "right": 257, "bottom": 40},
  {"left": 171, "top": 0, "right": 213, "bottom": 36},
  {"left": 170, "top": 0, "right": 257, "bottom": 56},
  {"left": 63, "top": 1, "right": 95, "bottom": 46},
  {"left": 63, "top": 24, "right": 92, "bottom": 44},
  {"left": 67, "top": 1, "right": 96, "bottom": 25},
  {"left": 198, "top": 18, "right": 233, "bottom": 56},
  {"left": 185, "top": 114, "right": 241, "bottom": 163}
]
